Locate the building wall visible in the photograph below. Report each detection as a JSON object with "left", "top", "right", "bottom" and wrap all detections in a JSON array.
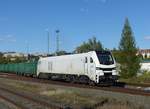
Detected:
[
  {"left": 3, "top": 52, "right": 26, "bottom": 58},
  {"left": 138, "top": 49, "right": 150, "bottom": 58}
]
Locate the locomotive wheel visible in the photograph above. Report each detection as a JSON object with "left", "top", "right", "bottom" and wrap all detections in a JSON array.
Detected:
[
  {"left": 78, "top": 76, "right": 89, "bottom": 84},
  {"left": 88, "top": 81, "right": 95, "bottom": 86},
  {"left": 65, "top": 75, "right": 77, "bottom": 83}
]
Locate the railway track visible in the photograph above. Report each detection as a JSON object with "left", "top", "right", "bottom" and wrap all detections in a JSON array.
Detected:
[
  {"left": 0, "top": 73, "right": 150, "bottom": 97},
  {"left": 0, "top": 94, "right": 24, "bottom": 109},
  {"left": 0, "top": 79, "right": 63, "bottom": 109}
]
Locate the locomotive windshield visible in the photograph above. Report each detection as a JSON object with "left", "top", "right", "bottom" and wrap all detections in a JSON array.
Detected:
[{"left": 96, "top": 51, "right": 114, "bottom": 65}]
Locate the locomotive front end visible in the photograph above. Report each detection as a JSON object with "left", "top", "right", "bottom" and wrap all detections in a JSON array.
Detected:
[{"left": 95, "top": 51, "right": 118, "bottom": 84}]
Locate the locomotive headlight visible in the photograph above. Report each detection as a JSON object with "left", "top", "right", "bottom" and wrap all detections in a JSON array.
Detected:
[
  {"left": 99, "top": 70, "right": 104, "bottom": 76},
  {"left": 112, "top": 70, "right": 118, "bottom": 75}
]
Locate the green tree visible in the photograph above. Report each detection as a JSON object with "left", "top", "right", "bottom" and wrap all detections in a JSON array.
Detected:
[
  {"left": 56, "top": 50, "right": 68, "bottom": 56},
  {"left": 112, "top": 49, "right": 120, "bottom": 61},
  {"left": 118, "top": 18, "right": 140, "bottom": 78},
  {"left": 75, "top": 37, "right": 103, "bottom": 53}
]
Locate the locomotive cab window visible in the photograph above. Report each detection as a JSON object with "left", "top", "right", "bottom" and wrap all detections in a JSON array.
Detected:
[{"left": 90, "top": 57, "right": 93, "bottom": 63}]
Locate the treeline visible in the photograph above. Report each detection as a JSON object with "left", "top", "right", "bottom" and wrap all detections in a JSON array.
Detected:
[{"left": 0, "top": 54, "right": 39, "bottom": 64}]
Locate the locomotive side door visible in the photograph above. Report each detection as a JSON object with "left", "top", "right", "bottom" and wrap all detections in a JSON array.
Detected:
[{"left": 89, "top": 57, "right": 95, "bottom": 74}]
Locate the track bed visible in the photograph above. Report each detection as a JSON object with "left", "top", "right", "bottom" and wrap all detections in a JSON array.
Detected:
[{"left": 0, "top": 73, "right": 150, "bottom": 109}]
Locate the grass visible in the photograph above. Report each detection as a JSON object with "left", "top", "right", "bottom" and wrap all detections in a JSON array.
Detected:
[
  {"left": 119, "top": 70, "right": 150, "bottom": 85},
  {"left": 97, "top": 103, "right": 143, "bottom": 109},
  {"left": 95, "top": 98, "right": 144, "bottom": 109},
  {"left": 138, "top": 71, "right": 150, "bottom": 83},
  {"left": 41, "top": 89, "right": 144, "bottom": 109},
  {"left": 41, "top": 89, "right": 98, "bottom": 108}
]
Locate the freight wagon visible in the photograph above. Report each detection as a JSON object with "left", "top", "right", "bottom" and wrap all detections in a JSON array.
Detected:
[{"left": 0, "top": 61, "right": 37, "bottom": 76}]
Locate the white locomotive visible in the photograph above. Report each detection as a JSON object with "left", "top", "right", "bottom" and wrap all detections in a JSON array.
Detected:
[{"left": 37, "top": 51, "right": 118, "bottom": 84}]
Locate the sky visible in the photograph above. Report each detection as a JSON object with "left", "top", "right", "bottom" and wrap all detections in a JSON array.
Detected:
[{"left": 0, "top": 0, "right": 150, "bottom": 53}]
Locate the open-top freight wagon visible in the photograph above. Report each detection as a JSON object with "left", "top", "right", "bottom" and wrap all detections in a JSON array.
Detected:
[{"left": 0, "top": 61, "right": 37, "bottom": 76}]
